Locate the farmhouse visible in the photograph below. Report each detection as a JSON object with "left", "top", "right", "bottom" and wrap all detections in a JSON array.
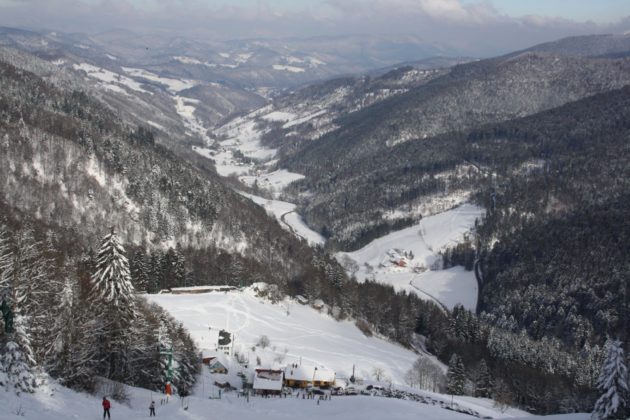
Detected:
[{"left": 253, "top": 369, "right": 284, "bottom": 396}]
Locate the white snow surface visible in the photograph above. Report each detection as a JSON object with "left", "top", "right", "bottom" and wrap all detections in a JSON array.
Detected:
[
  {"left": 337, "top": 204, "right": 484, "bottom": 310},
  {"left": 0, "top": 288, "right": 583, "bottom": 420},
  {"left": 72, "top": 63, "right": 149, "bottom": 94},
  {"left": 240, "top": 169, "right": 304, "bottom": 193},
  {"left": 261, "top": 111, "right": 297, "bottom": 122},
  {"left": 272, "top": 64, "right": 305, "bottom": 73},
  {"left": 122, "top": 67, "right": 197, "bottom": 93},
  {"left": 149, "top": 286, "right": 416, "bottom": 385},
  {"left": 0, "top": 377, "right": 563, "bottom": 420},
  {"left": 173, "top": 55, "right": 217, "bottom": 68},
  {"left": 175, "top": 96, "right": 212, "bottom": 143}
]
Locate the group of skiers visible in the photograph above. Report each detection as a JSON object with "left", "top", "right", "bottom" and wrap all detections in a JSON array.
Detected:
[{"left": 101, "top": 397, "right": 156, "bottom": 418}]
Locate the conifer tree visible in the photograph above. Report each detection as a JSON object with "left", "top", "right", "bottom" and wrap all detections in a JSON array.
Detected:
[
  {"left": 447, "top": 353, "right": 466, "bottom": 395},
  {"left": 475, "top": 359, "right": 492, "bottom": 398},
  {"left": 91, "top": 228, "right": 136, "bottom": 381},
  {"left": 592, "top": 338, "right": 628, "bottom": 419},
  {"left": 91, "top": 228, "right": 135, "bottom": 310},
  {"left": 1, "top": 315, "right": 36, "bottom": 394},
  {"left": 130, "top": 250, "right": 150, "bottom": 292}
]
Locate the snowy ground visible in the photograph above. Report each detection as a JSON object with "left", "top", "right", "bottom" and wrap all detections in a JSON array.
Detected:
[
  {"left": 1, "top": 377, "right": 562, "bottom": 420},
  {"left": 175, "top": 96, "right": 212, "bottom": 144},
  {"left": 0, "top": 286, "right": 588, "bottom": 420},
  {"left": 72, "top": 63, "right": 149, "bottom": 94},
  {"left": 337, "top": 204, "right": 484, "bottom": 310},
  {"left": 148, "top": 286, "right": 416, "bottom": 384},
  {"left": 0, "top": 378, "right": 590, "bottom": 420}
]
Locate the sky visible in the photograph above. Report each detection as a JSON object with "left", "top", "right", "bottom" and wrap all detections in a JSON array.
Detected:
[{"left": 0, "top": 0, "right": 629, "bottom": 55}]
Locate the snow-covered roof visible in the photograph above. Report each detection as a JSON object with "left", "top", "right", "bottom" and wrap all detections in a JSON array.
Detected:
[
  {"left": 313, "top": 367, "right": 335, "bottom": 383},
  {"left": 284, "top": 364, "right": 314, "bottom": 382},
  {"left": 202, "top": 350, "right": 229, "bottom": 368},
  {"left": 284, "top": 365, "right": 334, "bottom": 382},
  {"left": 253, "top": 369, "right": 283, "bottom": 391}
]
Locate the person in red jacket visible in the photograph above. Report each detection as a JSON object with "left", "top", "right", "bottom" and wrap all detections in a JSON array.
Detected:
[{"left": 102, "top": 396, "right": 111, "bottom": 419}]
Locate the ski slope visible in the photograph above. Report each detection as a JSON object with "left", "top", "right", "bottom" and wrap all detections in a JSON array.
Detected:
[
  {"left": 148, "top": 286, "right": 416, "bottom": 385},
  {"left": 337, "top": 204, "right": 484, "bottom": 310},
  {"left": 0, "top": 286, "right": 587, "bottom": 420}
]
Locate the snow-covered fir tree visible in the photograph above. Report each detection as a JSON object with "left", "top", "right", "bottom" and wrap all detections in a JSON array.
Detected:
[
  {"left": 1, "top": 315, "right": 36, "bottom": 394},
  {"left": 591, "top": 338, "right": 628, "bottom": 419},
  {"left": 90, "top": 228, "right": 137, "bottom": 381},
  {"left": 446, "top": 353, "right": 466, "bottom": 395},
  {"left": 91, "top": 228, "right": 136, "bottom": 311}
]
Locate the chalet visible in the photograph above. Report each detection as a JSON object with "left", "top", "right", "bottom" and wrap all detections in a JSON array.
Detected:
[
  {"left": 284, "top": 364, "right": 312, "bottom": 388},
  {"left": 312, "top": 367, "right": 336, "bottom": 389},
  {"left": 283, "top": 364, "right": 335, "bottom": 389},
  {"left": 208, "top": 358, "right": 228, "bottom": 374},
  {"left": 201, "top": 349, "right": 215, "bottom": 365},
  {"left": 253, "top": 369, "right": 284, "bottom": 396},
  {"left": 201, "top": 351, "right": 229, "bottom": 374}
]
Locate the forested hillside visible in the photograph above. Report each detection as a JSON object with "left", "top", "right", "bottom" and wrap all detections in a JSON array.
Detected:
[
  {"left": 0, "top": 56, "right": 330, "bottom": 293},
  {"left": 278, "top": 54, "right": 630, "bottom": 250},
  {"left": 465, "top": 87, "right": 630, "bottom": 348}
]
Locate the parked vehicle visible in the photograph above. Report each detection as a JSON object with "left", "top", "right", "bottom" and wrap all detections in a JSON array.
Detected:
[{"left": 345, "top": 386, "right": 358, "bottom": 395}]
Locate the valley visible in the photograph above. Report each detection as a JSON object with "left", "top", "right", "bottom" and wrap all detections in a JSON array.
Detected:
[{"left": 0, "top": 14, "right": 629, "bottom": 420}]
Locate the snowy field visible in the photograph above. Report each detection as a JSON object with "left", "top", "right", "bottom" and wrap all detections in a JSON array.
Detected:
[
  {"left": 337, "top": 204, "right": 484, "bottom": 310},
  {"left": 72, "top": 63, "right": 149, "bottom": 94},
  {"left": 240, "top": 169, "right": 305, "bottom": 193},
  {"left": 122, "top": 67, "right": 196, "bottom": 93},
  {"left": 148, "top": 286, "right": 416, "bottom": 384}
]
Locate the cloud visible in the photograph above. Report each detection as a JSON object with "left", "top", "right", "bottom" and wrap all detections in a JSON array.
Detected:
[{"left": 0, "top": 0, "right": 625, "bottom": 56}]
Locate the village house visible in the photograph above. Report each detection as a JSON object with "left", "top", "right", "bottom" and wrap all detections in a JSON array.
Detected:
[
  {"left": 253, "top": 369, "right": 284, "bottom": 396},
  {"left": 312, "top": 366, "right": 336, "bottom": 388},
  {"left": 208, "top": 358, "right": 228, "bottom": 374},
  {"left": 283, "top": 364, "right": 335, "bottom": 389},
  {"left": 201, "top": 350, "right": 229, "bottom": 374}
]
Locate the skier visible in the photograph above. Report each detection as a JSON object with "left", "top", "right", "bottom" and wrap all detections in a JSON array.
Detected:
[
  {"left": 102, "top": 397, "right": 111, "bottom": 419},
  {"left": 149, "top": 400, "right": 156, "bottom": 417}
]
